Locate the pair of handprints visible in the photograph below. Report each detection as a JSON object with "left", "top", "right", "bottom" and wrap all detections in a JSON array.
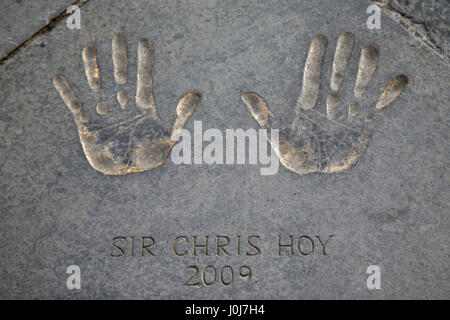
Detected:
[{"left": 54, "top": 32, "right": 408, "bottom": 175}]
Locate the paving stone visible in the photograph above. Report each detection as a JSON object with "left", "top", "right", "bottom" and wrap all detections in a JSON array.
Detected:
[
  {"left": 0, "top": 0, "right": 448, "bottom": 299},
  {"left": 0, "top": 0, "right": 75, "bottom": 58}
]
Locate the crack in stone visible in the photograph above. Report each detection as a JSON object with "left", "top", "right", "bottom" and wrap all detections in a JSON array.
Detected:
[
  {"left": 0, "top": 0, "right": 91, "bottom": 67},
  {"left": 372, "top": 0, "right": 449, "bottom": 64}
]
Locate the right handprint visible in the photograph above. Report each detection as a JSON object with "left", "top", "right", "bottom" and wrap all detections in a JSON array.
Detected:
[{"left": 242, "top": 32, "right": 408, "bottom": 174}]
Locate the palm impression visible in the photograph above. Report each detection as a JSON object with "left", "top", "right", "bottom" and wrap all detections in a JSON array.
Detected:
[
  {"left": 53, "top": 34, "right": 202, "bottom": 175},
  {"left": 242, "top": 32, "right": 408, "bottom": 174}
]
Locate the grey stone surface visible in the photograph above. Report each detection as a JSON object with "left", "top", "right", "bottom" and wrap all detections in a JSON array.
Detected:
[
  {"left": 0, "top": 0, "right": 75, "bottom": 58},
  {"left": 389, "top": 0, "right": 450, "bottom": 58},
  {"left": 0, "top": 0, "right": 449, "bottom": 299},
  {"left": 373, "top": 0, "right": 450, "bottom": 63}
]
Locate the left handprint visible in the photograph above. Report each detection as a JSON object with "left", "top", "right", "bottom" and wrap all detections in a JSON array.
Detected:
[{"left": 53, "top": 33, "right": 202, "bottom": 175}]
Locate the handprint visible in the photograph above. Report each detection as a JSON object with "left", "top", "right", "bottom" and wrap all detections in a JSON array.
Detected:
[
  {"left": 242, "top": 32, "right": 408, "bottom": 174},
  {"left": 53, "top": 34, "right": 202, "bottom": 175}
]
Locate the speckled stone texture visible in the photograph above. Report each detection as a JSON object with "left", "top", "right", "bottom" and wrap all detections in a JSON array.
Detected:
[
  {"left": 0, "top": 0, "right": 74, "bottom": 58},
  {"left": 389, "top": 0, "right": 450, "bottom": 59},
  {"left": 0, "top": 0, "right": 449, "bottom": 299}
]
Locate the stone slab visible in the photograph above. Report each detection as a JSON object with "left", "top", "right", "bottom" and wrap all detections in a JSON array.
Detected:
[
  {"left": 0, "top": 0, "right": 448, "bottom": 299},
  {"left": 0, "top": 0, "right": 75, "bottom": 58}
]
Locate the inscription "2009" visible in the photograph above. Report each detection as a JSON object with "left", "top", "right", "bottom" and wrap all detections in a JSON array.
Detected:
[{"left": 184, "top": 265, "right": 251, "bottom": 287}]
